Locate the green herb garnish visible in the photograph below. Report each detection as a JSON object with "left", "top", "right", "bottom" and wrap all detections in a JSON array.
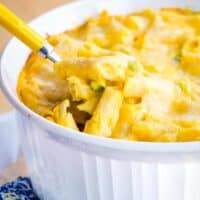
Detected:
[
  {"left": 174, "top": 55, "right": 182, "bottom": 63},
  {"left": 90, "top": 81, "right": 105, "bottom": 93},
  {"left": 128, "top": 61, "right": 142, "bottom": 72}
]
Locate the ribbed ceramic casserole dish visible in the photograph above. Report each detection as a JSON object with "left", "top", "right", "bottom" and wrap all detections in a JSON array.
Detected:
[{"left": 1, "top": 0, "right": 200, "bottom": 199}]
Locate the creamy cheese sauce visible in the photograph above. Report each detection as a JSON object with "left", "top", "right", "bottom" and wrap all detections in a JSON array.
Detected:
[{"left": 18, "top": 8, "right": 200, "bottom": 142}]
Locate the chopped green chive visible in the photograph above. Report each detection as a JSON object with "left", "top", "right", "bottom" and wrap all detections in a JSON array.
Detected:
[
  {"left": 90, "top": 81, "right": 105, "bottom": 93},
  {"left": 174, "top": 55, "right": 182, "bottom": 63},
  {"left": 128, "top": 64, "right": 138, "bottom": 72}
]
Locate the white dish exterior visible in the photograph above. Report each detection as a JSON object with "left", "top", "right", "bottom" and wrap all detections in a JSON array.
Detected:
[
  {"left": 0, "top": 112, "right": 20, "bottom": 171},
  {"left": 1, "top": 0, "right": 200, "bottom": 199}
]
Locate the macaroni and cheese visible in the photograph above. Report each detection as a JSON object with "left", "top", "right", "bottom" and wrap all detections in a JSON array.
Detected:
[{"left": 18, "top": 8, "right": 200, "bottom": 142}]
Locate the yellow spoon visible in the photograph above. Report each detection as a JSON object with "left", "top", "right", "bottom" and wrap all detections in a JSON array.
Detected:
[{"left": 0, "top": 3, "right": 61, "bottom": 63}]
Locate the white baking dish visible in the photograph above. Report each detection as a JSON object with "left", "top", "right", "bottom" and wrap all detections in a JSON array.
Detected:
[{"left": 1, "top": 0, "right": 200, "bottom": 199}]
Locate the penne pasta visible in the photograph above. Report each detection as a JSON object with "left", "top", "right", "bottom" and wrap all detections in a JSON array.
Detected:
[{"left": 84, "top": 87, "right": 123, "bottom": 137}]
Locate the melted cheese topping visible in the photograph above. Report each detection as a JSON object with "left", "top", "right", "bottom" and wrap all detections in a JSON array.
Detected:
[{"left": 18, "top": 8, "right": 200, "bottom": 142}]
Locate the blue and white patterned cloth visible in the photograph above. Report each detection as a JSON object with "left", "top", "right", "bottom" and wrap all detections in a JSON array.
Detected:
[{"left": 0, "top": 177, "right": 39, "bottom": 200}]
